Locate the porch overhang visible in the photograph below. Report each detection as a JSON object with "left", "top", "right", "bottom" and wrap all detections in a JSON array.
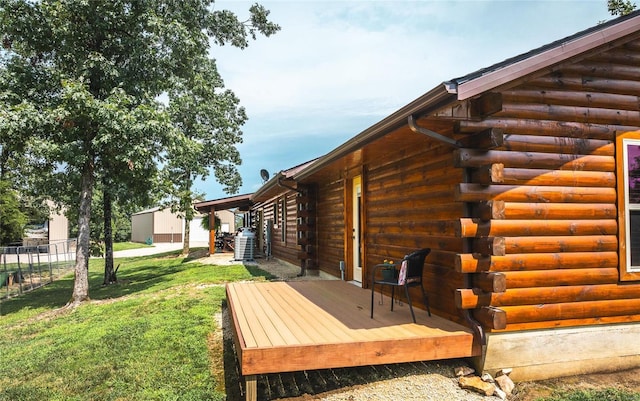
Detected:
[{"left": 194, "top": 193, "right": 254, "bottom": 213}]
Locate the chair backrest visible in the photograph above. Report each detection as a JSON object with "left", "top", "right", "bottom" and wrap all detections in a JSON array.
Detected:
[{"left": 403, "top": 248, "right": 431, "bottom": 281}]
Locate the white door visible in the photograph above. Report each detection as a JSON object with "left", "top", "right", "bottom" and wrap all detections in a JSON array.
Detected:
[{"left": 352, "top": 176, "right": 363, "bottom": 284}]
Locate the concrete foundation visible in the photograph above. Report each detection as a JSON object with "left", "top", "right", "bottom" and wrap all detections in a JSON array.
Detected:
[{"left": 475, "top": 323, "right": 640, "bottom": 381}]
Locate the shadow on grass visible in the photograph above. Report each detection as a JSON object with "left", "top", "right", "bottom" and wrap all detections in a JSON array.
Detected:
[
  {"left": 244, "top": 264, "right": 277, "bottom": 281},
  {"left": 90, "top": 253, "right": 189, "bottom": 299},
  {"left": 0, "top": 250, "right": 274, "bottom": 318}
]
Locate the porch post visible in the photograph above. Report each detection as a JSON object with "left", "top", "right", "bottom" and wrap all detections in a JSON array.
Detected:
[{"left": 245, "top": 375, "right": 257, "bottom": 401}]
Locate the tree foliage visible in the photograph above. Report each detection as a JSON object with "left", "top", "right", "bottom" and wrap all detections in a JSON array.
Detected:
[
  {"left": 163, "top": 56, "right": 245, "bottom": 255},
  {"left": 0, "top": 0, "right": 279, "bottom": 304},
  {"left": 0, "top": 180, "right": 27, "bottom": 245},
  {"left": 608, "top": 0, "right": 637, "bottom": 15}
]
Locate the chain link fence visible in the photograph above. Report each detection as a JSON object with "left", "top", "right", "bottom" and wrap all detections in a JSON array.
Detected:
[{"left": 1, "top": 239, "right": 77, "bottom": 299}]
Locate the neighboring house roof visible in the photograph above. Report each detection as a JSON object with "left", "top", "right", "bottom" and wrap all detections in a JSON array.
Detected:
[{"left": 132, "top": 207, "right": 161, "bottom": 216}]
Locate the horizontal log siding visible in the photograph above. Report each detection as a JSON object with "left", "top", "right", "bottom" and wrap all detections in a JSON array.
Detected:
[
  {"left": 366, "top": 142, "right": 466, "bottom": 322},
  {"left": 454, "top": 39, "right": 640, "bottom": 331},
  {"left": 286, "top": 194, "right": 300, "bottom": 263},
  {"left": 267, "top": 192, "right": 300, "bottom": 267},
  {"left": 316, "top": 177, "right": 345, "bottom": 277}
]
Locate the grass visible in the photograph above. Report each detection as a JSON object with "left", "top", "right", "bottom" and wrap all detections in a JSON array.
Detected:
[
  {"left": 535, "top": 388, "right": 640, "bottom": 401},
  {"left": 112, "top": 242, "right": 152, "bottom": 252},
  {"left": 0, "top": 250, "right": 274, "bottom": 401}
]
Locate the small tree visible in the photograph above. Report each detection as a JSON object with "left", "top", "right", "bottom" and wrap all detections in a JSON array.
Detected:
[{"left": 163, "top": 57, "right": 245, "bottom": 255}]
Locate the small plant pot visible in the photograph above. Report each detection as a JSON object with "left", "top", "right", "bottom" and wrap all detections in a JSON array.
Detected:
[{"left": 382, "top": 268, "right": 397, "bottom": 281}]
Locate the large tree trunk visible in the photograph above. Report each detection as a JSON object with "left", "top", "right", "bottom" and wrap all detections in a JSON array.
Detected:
[
  {"left": 103, "top": 187, "right": 116, "bottom": 284},
  {"left": 181, "top": 189, "right": 192, "bottom": 256},
  {"left": 182, "top": 215, "right": 190, "bottom": 256},
  {"left": 70, "top": 159, "right": 94, "bottom": 305}
]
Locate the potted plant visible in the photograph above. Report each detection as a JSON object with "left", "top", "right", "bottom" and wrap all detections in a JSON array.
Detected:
[{"left": 381, "top": 259, "right": 397, "bottom": 281}]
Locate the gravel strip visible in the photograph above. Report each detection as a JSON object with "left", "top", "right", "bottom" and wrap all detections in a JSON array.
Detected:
[{"left": 277, "top": 362, "right": 498, "bottom": 401}]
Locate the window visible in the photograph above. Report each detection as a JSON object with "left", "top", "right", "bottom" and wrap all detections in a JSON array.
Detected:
[
  {"left": 281, "top": 196, "right": 287, "bottom": 243},
  {"left": 618, "top": 132, "right": 640, "bottom": 280},
  {"left": 273, "top": 201, "right": 278, "bottom": 226}
]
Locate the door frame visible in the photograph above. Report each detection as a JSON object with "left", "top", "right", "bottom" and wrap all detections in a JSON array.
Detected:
[{"left": 345, "top": 169, "right": 366, "bottom": 285}]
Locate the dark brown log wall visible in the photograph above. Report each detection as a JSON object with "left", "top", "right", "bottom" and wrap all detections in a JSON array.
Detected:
[
  {"left": 297, "top": 184, "right": 318, "bottom": 273},
  {"left": 262, "top": 192, "right": 301, "bottom": 266},
  {"left": 365, "top": 137, "right": 467, "bottom": 322},
  {"left": 315, "top": 175, "right": 346, "bottom": 276},
  {"left": 452, "top": 38, "right": 640, "bottom": 331},
  {"left": 251, "top": 38, "right": 640, "bottom": 333},
  {"left": 284, "top": 193, "right": 300, "bottom": 261}
]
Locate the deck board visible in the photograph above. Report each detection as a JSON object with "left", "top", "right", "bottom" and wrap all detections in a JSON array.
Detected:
[
  {"left": 237, "top": 283, "right": 289, "bottom": 346},
  {"left": 267, "top": 282, "right": 352, "bottom": 343},
  {"left": 227, "top": 284, "right": 259, "bottom": 347},
  {"left": 253, "top": 283, "right": 316, "bottom": 344},
  {"left": 227, "top": 280, "right": 480, "bottom": 376}
]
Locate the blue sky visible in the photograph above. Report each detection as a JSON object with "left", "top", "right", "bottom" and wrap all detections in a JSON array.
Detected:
[{"left": 198, "top": 0, "right": 613, "bottom": 200}]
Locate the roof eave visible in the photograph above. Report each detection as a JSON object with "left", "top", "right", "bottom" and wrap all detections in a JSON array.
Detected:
[
  {"left": 194, "top": 193, "right": 254, "bottom": 212},
  {"left": 250, "top": 172, "right": 285, "bottom": 203}
]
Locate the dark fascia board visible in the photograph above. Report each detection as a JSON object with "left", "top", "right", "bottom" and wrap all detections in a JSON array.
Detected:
[
  {"left": 194, "top": 193, "right": 253, "bottom": 212},
  {"left": 250, "top": 158, "right": 320, "bottom": 202},
  {"left": 449, "top": 10, "right": 640, "bottom": 100},
  {"left": 250, "top": 171, "right": 285, "bottom": 203}
]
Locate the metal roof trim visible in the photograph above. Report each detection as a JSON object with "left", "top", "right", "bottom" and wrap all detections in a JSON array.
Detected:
[
  {"left": 250, "top": 171, "right": 284, "bottom": 202},
  {"left": 250, "top": 158, "right": 319, "bottom": 202},
  {"left": 132, "top": 207, "right": 161, "bottom": 216}
]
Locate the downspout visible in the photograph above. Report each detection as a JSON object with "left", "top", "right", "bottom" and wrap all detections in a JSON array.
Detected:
[
  {"left": 409, "top": 113, "right": 485, "bottom": 345},
  {"left": 277, "top": 176, "right": 304, "bottom": 194},
  {"left": 462, "top": 266, "right": 487, "bottom": 345},
  {"left": 408, "top": 114, "right": 462, "bottom": 148}
]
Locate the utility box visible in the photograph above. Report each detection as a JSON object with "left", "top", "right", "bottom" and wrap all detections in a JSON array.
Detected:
[{"left": 234, "top": 229, "right": 255, "bottom": 261}]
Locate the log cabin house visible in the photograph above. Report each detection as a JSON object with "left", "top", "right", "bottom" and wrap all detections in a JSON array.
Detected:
[{"left": 200, "top": 11, "right": 640, "bottom": 381}]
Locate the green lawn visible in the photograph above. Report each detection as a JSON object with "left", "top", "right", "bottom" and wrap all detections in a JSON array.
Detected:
[
  {"left": 112, "top": 241, "right": 153, "bottom": 252},
  {"left": 0, "top": 251, "right": 274, "bottom": 401}
]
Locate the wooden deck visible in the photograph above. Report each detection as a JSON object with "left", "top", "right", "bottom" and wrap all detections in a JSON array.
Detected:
[{"left": 227, "top": 280, "right": 480, "bottom": 399}]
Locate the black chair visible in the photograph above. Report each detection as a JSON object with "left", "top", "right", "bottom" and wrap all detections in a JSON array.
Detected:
[{"left": 370, "top": 248, "right": 431, "bottom": 323}]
